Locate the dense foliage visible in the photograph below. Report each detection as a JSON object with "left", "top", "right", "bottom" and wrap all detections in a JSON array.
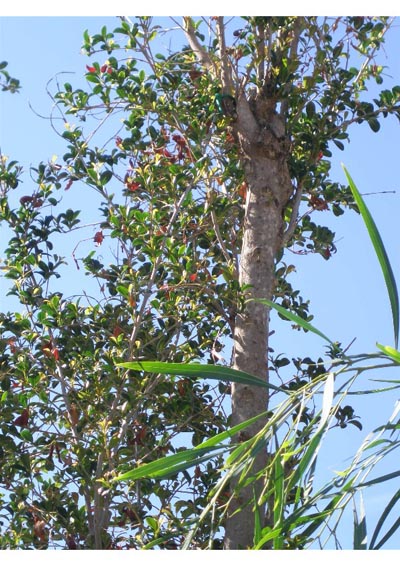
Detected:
[{"left": 1, "top": 17, "right": 400, "bottom": 549}]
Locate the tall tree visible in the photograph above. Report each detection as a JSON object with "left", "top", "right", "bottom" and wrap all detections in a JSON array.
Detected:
[
  {"left": 1, "top": 17, "right": 400, "bottom": 549},
  {"left": 182, "top": 15, "right": 400, "bottom": 547}
]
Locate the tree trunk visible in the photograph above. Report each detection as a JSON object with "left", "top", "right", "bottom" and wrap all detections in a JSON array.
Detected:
[{"left": 224, "top": 93, "right": 293, "bottom": 549}]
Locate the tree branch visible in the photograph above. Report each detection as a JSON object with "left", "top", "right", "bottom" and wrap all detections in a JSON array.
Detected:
[
  {"left": 216, "top": 17, "right": 234, "bottom": 94},
  {"left": 210, "top": 207, "right": 238, "bottom": 279},
  {"left": 280, "top": 17, "right": 304, "bottom": 118},
  {"left": 183, "top": 17, "right": 214, "bottom": 73}
]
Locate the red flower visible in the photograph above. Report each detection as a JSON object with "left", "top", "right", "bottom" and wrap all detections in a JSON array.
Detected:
[
  {"left": 86, "top": 65, "right": 96, "bottom": 73},
  {"left": 20, "top": 195, "right": 33, "bottom": 205},
  {"left": 94, "top": 230, "right": 104, "bottom": 246},
  {"left": 155, "top": 225, "right": 168, "bottom": 236},
  {"left": 100, "top": 64, "right": 113, "bottom": 74},
  {"left": 172, "top": 133, "right": 186, "bottom": 147},
  {"left": 13, "top": 408, "right": 29, "bottom": 428},
  {"left": 309, "top": 195, "right": 329, "bottom": 211},
  {"left": 112, "top": 325, "right": 124, "bottom": 338},
  {"left": 126, "top": 181, "right": 141, "bottom": 192},
  {"left": 42, "top": 340, "right": 60, "bottom": 360},
  {"left": 238, "top": 182, "right": 248, "bottom": 201},
  {"left": 323, "top": 247, "right": 331, "bottom": 260},
  {"left": 189, "top": 273, "right": 197, "bottom": 282}
]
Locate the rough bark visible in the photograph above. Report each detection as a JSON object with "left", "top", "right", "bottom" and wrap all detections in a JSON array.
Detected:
[{"left": 224, "top": 93, "right": 293, "bottom": 549}]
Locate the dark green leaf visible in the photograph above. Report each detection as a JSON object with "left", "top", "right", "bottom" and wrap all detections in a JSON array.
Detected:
[{"left": 367, "top": 118, "right": 380, "bottom": 132}]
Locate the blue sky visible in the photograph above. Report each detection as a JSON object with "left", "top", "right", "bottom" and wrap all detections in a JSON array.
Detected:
[{"left": 1, "top": 16, "right": 400, "bottom": 549}]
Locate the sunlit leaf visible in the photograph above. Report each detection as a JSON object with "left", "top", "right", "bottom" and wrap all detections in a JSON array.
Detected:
[
  {"left": 376, "top": 343, "right": 400, "bottom": 364},
  {"left": 114, "top": 409, "right": 271, "bottom": 482},
  {"left": 353, "top": 493, "right": 367, "bottom": 549},
  {"left": 343, "top": 165, "right": 399, "bottom": 349},
  {"left": 118, "top": 361, "right": 284, "bottom": 391}
]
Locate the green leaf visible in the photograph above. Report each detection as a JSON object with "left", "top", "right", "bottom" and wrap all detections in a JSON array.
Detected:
[
  {"left": 113, "top": 409, "right": 271, "bottom": 482},
  {"left": 370, "top": 488, "right": 400, "bottom": 549},
  {"left": 100, "top": 170, "right": 113, "bottom": 185},
  {"left": 272, "top": 456, "right": 285, "bottom": 549},
  {"left": 86, "top": 74, "right": 100, "bottom": 84},
  {"left": 117, "top": 361, "right": 283, "bottom": 391},
  {"left": 19, "top": 429, "right": 33, "bottom": 442},
  {"left": 254, "top": 527, "right": 283, "bottom": 549},
  {"left": 115, "top": 446, "right": 226, "bottom": 482},
  {"left": 305, "top": 101, "right": 316, "bottom": 118},
  {"left": 286, "top": 373, "right": 334, "bottom": 493},
  {"left": 367, "top": 118, "right": 380, "bottom": 132},
  {"left": 255, "top": 298, "right": 334, "bottom": 344},
  {"left": 343, "top": 165, "right": 399, "bottom": 348},
  {"left": 376, "top": 343, "right": 400, "bottom": 364},
  {"left": 333, "top": 139, "right": 345, "bottom": 151},
  {"left": 353, "top": 493, "right": 367, "bottom": 549}
]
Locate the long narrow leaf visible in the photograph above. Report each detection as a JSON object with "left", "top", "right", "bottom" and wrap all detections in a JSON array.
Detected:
[
  {"left": 254, "top": 528, "right": 283, "bottom": 549},
  {"left": 118, "top": 361, "right": 283, "bottom": 392},
  {"left": 373, "top": 514, "right": 400, "bottom": 550},
  {"left": 272, "top": 456, "right": 285, "bottom": 549},
  {"left": 370, "top": 488, "right": 400, "bottom": 549},
  {"left": 286, "top": 429, "right": 325, "bottom": 493},
  {"left": 113, "top": 409, "right": 271, "bottom": 482},
  {"left": 114, "top": 446, "right": 226, "bottom": 481},
  {"left": 294, "top": 494, "right": 344, "bottom": 540},
  {"left": 253, "top": 488, "right": 263, "bottom": 547},
  {"left": 353, "top": 493, "right": 367, "bottom": 549},
  {"left": 376, "top": 343, "right": 400, "bottom": 364},
  {"left": 256, "top": 298, "right": 334, "bottom": 344},
  {"left": 317, "top": 373, "right": 335, "bottom": 434},
  {"left": 286, "top": 374, "right": 334, "bottom": 491},
  {"left": 343, "top": 165, "right": 399, "bottom": 348},
  {"left": 355, "top": 469, "right": 400, "bottom": 489}
]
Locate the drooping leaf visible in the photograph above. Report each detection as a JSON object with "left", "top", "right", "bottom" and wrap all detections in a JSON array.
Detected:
[
  {"left": 255, "top": 298, "right": 334, "bottom": 344},
  {"left": 343, "top": 165, "right": 400, "bottom": 349},
  {"left": 370, "top": 488, "right": 400, "bottom": 549}
]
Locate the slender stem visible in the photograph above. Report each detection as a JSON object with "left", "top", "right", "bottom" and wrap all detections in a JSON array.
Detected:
[
  {"left": 183, "top": 17, "right": 214, "bottom": 72},
  {"left": 216, "top": 17, "right": 234, "bottom": 94}
]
